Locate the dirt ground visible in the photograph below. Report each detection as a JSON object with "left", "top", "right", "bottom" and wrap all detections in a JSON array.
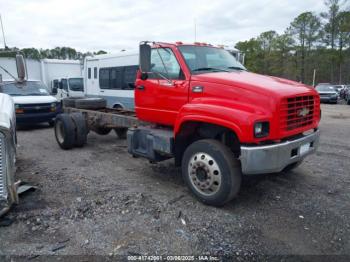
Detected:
[{"left": 0, "top": 103, "right": 350, "bottom": 260}]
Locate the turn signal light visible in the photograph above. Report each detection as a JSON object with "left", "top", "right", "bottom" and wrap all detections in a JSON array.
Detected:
[{"left": 16, "top": 108, "right": 24, "bottom": 114}]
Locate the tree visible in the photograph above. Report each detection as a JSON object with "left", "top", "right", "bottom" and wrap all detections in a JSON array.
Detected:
[
  {"left": 289, "top": 12, "right": 321, "bottom": 83},
  {"left": 257, "top": 31, "right": 278, "bottom": 74},
  {"left": 321, "top": 0, "right": 344, "bottom": 82}
]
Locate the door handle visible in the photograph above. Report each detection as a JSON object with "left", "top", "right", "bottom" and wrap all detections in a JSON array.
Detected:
[
  {"left": 100, "top": 90, "right": 105, "bottom": 93},
  {"left": 137, "top": 85, "right": 145, "bottom": 90},
  {"left": 192, "top": 86, "right": 204, "bottom": 93}
]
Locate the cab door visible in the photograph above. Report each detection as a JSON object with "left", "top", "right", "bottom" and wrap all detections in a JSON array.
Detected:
[
  {"left": 60, "top": 78, "right": 69, "bottom": 99},
  {"left": 135, "top": 47, "right": 189, "bottom": 126}
]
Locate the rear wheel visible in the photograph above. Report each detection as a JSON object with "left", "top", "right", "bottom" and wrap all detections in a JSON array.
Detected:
[
  {"left": 75, "top": 98, "right": 107, "bottom": 110},
  {"left": 54, "top": 114, "right": 75, "bottom": 150},
  {"left": 182, "top": 139, "right": 242, "bottom": 206},
  {"left": 70, "top": 112, "right": 88, "bottom": 147}
]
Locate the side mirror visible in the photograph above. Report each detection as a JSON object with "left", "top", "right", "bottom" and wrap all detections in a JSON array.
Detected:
[
  {"left": 139, "top": 43, "right": 151, "bottom": 73},
  {"left": 140, "top": 72, "right": 148, "bottom": 81},
  {"left": 15, "top": 54, "right": 26, "bottom": 82}
]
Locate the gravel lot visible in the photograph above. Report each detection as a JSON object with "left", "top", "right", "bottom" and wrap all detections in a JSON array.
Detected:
[{"left": 0, "top": 103, "right": 350, "bottom": 259}]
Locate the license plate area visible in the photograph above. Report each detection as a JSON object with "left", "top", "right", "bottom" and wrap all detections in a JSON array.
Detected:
[{"left": 300, "top": 143, "right": 311, "bottom": 155}]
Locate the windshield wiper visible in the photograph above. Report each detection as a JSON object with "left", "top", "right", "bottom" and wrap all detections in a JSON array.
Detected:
[
  {"left": 227, "top": 66, "right": 245, "bottom": 71},
  {"left": 193, "top": 67, "right": 230, "bottom": 72}
]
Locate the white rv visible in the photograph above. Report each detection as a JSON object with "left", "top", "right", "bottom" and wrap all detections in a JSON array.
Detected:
[{"left": 84, "top": 51, "right": 138, "bottom": 109}]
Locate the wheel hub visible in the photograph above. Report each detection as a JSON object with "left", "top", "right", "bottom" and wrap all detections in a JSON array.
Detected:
[{"left": 188, "top": 152, "right": 222, "bottom": 196}]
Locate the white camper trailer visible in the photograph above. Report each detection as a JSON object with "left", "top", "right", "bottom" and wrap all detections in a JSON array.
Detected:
[{"left": 84, "top": 51, "right": 138, "bottom": 109}]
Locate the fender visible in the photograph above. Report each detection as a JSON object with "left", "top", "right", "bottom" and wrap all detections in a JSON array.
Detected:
[{"left": 174, "top": 101, "right": 268, "bottom": 143}]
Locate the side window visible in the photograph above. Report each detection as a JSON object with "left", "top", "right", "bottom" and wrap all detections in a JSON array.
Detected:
[
  {"left": 53, "top": 79, "right": 59, "bottom": 89},
  {"left": 123, "top": 65, "right": 138, "bottom": 89},
  {"left": 61, "top": 79, "right": 68, "bottom": 91},
  {"left": 150, "top": 48, "right": 182, "bottom": 79},
  {"left": 110, "top": 67, "right": 122, "bottom": 89},
  {"left": 88, "top": 68, "right": 91, "bottom": 79},
  {"left": 94, "top": 67, "right": 97, "bottom": 79},
  {"left": 99, "top": 68, "right": 110, "bottom": 89}
]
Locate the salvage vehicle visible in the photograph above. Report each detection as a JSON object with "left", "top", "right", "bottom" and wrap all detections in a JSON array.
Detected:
[
  {"left": 315, "top": 84, "right": 338, "bottom": 104},
  {"left": 0, "top": 90, "right": 18, "bottom": 216},
  {"left": 84, "top": 51, "right": 138, "bottom": 109},
  {"left": 0, "top": 80, "right": 61, "bottom": 126},
  {"left": 51, "top": 77, "right": 84, "bottom": 101},
  {"left": 54, "top": 42, "right": 321, "bottom": 206}
]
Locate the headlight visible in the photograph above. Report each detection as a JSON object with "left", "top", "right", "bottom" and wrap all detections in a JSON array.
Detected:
[
  {"left": 50, "top": 102, "right": 58, "bottom": 112},
  {"left": 254, "top": 121, "right": 269, "bottom": 138},
  {"left": 15, "top": 104, "right": 19, "bottom": 109}
]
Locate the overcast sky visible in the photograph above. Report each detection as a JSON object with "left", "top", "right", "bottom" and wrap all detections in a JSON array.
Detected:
[{"left": 0, "top": 0, "right": 329, "bottom": 52}]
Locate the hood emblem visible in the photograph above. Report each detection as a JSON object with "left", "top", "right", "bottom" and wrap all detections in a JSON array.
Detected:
[{"left": 298, "top": 107, "right": 310, "bottom": 117}]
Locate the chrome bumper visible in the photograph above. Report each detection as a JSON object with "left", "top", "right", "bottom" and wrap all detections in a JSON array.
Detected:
[{"left": 240, "top": 130, "right": 320, "bottom": 174}]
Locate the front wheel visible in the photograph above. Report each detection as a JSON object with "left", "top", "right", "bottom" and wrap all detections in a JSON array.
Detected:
[{"left": 182, "top": 139, "right": 242, "bottom": 206}]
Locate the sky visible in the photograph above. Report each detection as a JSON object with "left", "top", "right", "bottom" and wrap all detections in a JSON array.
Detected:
[{"left": 0, "top": 0, "right": 329, "bottom": 53}]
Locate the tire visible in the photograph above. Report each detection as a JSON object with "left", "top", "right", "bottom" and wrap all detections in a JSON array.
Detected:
[
  {"left": 94, "top": 127, "right": 111, "bottom": 135},
  {"left": 114, "top": 128, "right": 127, "bottom": 139},
  {"left": 62, "top": 97, "right": 84, "bottom": 108},
  {"left": 54, "top": 114, "right": 76, "bottom": 150},
  {"left": 182, "top": 139, "right": 242, "bottom": 206},
  {"left": 75, "top": 98, "right": 107, "bottom": 110},
  {"left": 70, "top": 112, "right": 88, "bottom": 147},
  {"left": 283, "top": 161, "right": 303, "bottom": 172},
  {"left": 347, "top": 97, "right": 350, "bottom": 105}
]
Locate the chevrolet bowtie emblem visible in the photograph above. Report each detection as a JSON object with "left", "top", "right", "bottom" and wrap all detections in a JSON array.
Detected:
[{"left": 298, "top": 107, "right": 310, "bottom": 117}]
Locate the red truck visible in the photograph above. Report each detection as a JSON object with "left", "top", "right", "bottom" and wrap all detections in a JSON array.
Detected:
[{"left": 55, "top": 41, "right": 321, "bottom": 206}]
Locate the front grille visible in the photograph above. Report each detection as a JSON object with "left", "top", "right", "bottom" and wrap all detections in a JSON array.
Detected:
[
  {"left": 19, "top": 103, "right": 52, "bottom": 114},
  {"left": 0, "top": 133, "right": 6, "bottom": 200},
  {"left": 280, "top": 95, "right": 316, "bottom": 131}
]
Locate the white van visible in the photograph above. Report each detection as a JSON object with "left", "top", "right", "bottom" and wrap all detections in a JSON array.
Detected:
[
  {"left": 84, "top": 51, "right": 138, "bottom": 109},
  {"left": 0, "top": 79, "right": 61, "bottom": 126},
  {"left": 51, "top": 77, "right": 84, "bottom": 101}
]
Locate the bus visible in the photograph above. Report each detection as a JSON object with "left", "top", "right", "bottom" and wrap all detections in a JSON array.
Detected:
[{"left": 84, "top": 51, "right": 138, "bottom": 109}]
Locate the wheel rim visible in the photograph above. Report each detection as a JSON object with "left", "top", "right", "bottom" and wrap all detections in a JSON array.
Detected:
[
  {"left": 55, "top": 120, "right": 65, "bottom": 144},
  {"left": 188, "top": 152, "right": 222, "bottom": 196}
]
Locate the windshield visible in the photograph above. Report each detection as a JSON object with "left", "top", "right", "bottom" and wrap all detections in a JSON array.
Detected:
[
  {"left": 0, "top": 81, "right": 49, "bottom": 96},
  {"left": 178, "top": 45, "right": 246, "bottom": 74},
  {"left": 316, "top": 85, "right": 336, "bottom": 92},
  {"left": 68, "top": 78, "right": 84, "bottom": 91}
]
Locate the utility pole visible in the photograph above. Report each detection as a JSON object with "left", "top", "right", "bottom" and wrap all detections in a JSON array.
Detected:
[
  {"left": 312, "top": 69, "right": 316, "bottom": 87},
  {"left": 0, "top": 14, "right": 8, "bottom": 50}
]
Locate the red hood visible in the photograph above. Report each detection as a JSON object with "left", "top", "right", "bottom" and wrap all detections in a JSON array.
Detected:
[{"left": 190, "top": 71, "right": 316, "bottom": 98}]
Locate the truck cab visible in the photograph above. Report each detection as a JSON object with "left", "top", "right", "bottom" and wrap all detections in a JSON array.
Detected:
[
  {"left": 128, "top": 41, "right": 321, "bottom": 206},
  {"left": 52, "top": 77, "right": 84, "bottom": 101}
]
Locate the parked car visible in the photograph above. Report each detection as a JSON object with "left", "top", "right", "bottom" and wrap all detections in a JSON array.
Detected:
[
  {"left": 0, "top": 80, "right": 61, "bottom": 126},
  {"left": 0, "top": 93, "right": 18, "bottom": 216},
  {"left": 332, "top": 84, "right": 346, "bottom": 94},
  {"left": 315, "top": 84, "right": 338, "bottom": 103}
]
